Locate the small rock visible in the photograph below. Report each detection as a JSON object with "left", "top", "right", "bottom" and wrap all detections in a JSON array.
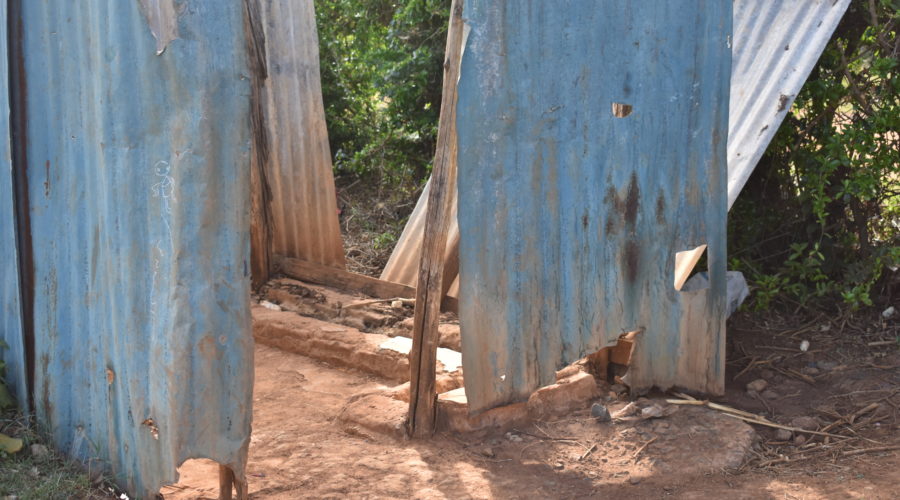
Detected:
[
  {"left": 790, "top": 416, "right": 819, "bottom": 431},
  {"left": 746, "top": 379, "right": 768, "bottom": 393},
  {"left": 800, "top": 340, "right": 810, "bottom": 352},
  {"left": 591, "top": 402, "right": 612, "bottom": 422},
  {"left": 794, "top": 434, "right": 807, "bottom": 446},
  {"left": 801, "top": 366, "right": 820, "bottom": 376},
  {"left": 259, "top": 300, "right": 281, "bottom": 311},
  {"left": 761, "top": 389, "right": 779, "bottom": 400},
  {"left": 816, "top": 360, "right": 838, "bottom": 371},
  {"left": 629, "top": 475, "right": 642, "bottom": 485},
  {"left": 883, "top": 306, "right": 896, "bottom": 320},
  {"left": 29, "top": 443, "right": 48, "bottom": 458},
  {"left": 652, "top": 421, "right": 670, "bottom": 433},
  {"left": 505, "top": 432, "right": 523, "bottom": 443},
  {"left": 391, "top": 300, "right": 404, "bottom": 311},
  {"left": 641, "top": 404, "right": 664, "bottom": 419},
  {"left": 612, "top": 402, "right": 638, "bottom": 419},
  {"left": 775, "top": 429, "right": 792, "bottom": 441},
  {"left": 478, "top": 446, "right": 495, "bottom": 458},
  {"left": 554, "top": 461, "right": 565, "bottom": 470},
  {"left": 610, "top": 384, "right": 627, "bottom": 394}
]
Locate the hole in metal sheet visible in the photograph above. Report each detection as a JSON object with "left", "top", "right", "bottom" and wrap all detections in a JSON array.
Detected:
[
  {"left": 585, "top": 330, "right": 639, "bottom": 383},
  {"left": 141, "top": 418, "right": 159, "bottom": 440},
  {"left": 612, "top": 102, "right": 633, "bottom": 118}
]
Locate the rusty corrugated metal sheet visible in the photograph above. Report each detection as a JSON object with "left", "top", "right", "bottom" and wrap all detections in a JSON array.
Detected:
[
  {"left": 728, "top": 0, "right": 851, "bottom": 208},
  {"left": 0, "top": 0, "right": 28, "bottom": 409},
  {"left": 9, "top": 1, "right": 254, "bottom": 496},
  {"left": 383, "top": 0, "right": 850, "bottom": 293},
  {"left": 262, "top": 0, "right": 346, "bottom": 268},
  {"left": 456, "top": 1, "right": 731, "bottom": 413}
]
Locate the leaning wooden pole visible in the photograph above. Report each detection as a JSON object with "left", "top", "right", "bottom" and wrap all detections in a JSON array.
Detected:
[{"left": 407, "top": 0, "right": 465, "bottom": 438}]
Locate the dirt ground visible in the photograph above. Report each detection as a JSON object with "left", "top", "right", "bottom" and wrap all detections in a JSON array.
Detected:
[{"left": 161, "top": 305, "right": 900, "bottom": 500}]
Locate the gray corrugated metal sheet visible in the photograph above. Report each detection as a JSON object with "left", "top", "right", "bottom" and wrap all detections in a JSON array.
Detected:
[
  {"left": 729, "top": 0, "right": 851, "bottom": 208},
  {"left": 262, "top": 0, "right": 346, "bottom": 268},
  {"left": 382, "top": 0, "right": 850, "bottom": 296},
  {"left": 10, "top": 1, "right": 253, "bottom": 496},
  {"left": 0, "top": 0, "right": 27, "bottom": 409},
  {"left": 456, "top": 0, "right": 731, "bottom": 412}
]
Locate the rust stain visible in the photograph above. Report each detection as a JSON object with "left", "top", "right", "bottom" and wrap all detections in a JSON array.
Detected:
[
  {"left": 655, "top": 191, "right": 666, "bottom": 225},
  {"left": 777, "top": 93, "right": 791, "bottom": 112},
  {"left": 623, "top": 171, "right": 640, "bottom": 229},
  {"left": 43, "top": 160, "right": 50, "bottom": 197}
]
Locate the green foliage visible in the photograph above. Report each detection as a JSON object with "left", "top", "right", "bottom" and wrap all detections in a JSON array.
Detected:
[
  {"left": 316, "top": 0, "right": 450, "bottom": 185},
  {"left": 731, "top": 1, "right": 899, "bottom": 310}
]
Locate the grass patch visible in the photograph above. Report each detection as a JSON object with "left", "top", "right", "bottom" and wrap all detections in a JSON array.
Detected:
[{"left": 0, "top": 409, "right": 118, "bottom": 500}]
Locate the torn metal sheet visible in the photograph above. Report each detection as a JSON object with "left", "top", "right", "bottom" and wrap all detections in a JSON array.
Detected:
[
  {"left": 456, "top": 1, "right": 731, "bottom": 412},
  {"left": 0, "top": 0, "right": 28, "bottom": 409},
  {"left": 10, "top": 1, "right": 253, "bottom": 497},
  {"left": 137, "top": 0, "right": 180, "bottom": 55},
  {"left": 728, "top": 0, "right": 851, "bottom": 208},
  {"left": 258, "top": 0, "right": 346, "bottom": 268}
]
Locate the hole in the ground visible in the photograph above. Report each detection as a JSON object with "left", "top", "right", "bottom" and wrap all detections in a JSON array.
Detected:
[{"left": 611, "top": 102, "right": 633, "bottom": 117}]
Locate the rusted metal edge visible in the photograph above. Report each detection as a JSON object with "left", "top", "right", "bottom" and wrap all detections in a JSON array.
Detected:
[{"left": 7, "top": 0, "right": 35, "bottom": 413}]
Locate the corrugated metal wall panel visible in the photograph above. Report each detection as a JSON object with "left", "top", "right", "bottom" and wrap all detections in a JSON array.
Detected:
[
  {"left": 456, "top": 1, "right": 731, "bottom": 412},
  {"left": 262, "top": 0, "right": 346, "bottom": 268},
  {"left": 0, "top": 0, "right": 28, "bottom": 409},
  {"left": 383, "top": 0, "right": 849, "bottom": 294},
  {"left": 12, "top": 1, "right": 253, "bottom": 496},
  {"left": 728, "top": 0, "right": 850, "bottom": 208}
]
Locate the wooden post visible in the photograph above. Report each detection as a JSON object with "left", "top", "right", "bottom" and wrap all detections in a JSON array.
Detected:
[
  {"left": 218, "top": 464, "right": 249, "bottom": 500},
  {"left": 218, "top": 464, "right": 234, "bottom": 500},
  {"left": 407, "top": 0, "right": 465, "bottom": 438}
]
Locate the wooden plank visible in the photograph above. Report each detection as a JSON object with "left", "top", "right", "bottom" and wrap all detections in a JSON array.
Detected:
[
  {"left": 245, "top": 0, "right": 273, "bottom": 290},
  {"left": 407, "top": 0, "right": 465, "bottom": 438},
  {"left": 218, "top": 465, "right": 248, "bottom": 500},
  {"left": 274, "top": 254, "right": 458, "bottom": 312}
]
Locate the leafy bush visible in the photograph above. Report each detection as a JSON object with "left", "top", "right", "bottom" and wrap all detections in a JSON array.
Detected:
[
  {"left": 316, "top": 0, "right": 450, "bottom": 186},
  {"left": 730, "top": 1, "right": 899, "bottom": 310}
]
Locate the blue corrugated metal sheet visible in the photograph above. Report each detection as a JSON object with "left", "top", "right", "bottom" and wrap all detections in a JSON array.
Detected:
[
  {"left": 11, "top": 1, "right": 254, "bottom": 496},
  {"left": 384, "top": 1, "right": 851, "bottom": 299},
  {"left": 457, "top": 1, "right": 731, "bottom": 412},
  {"left": 0, "top": 0, "right": 28, "bottom": 409}
]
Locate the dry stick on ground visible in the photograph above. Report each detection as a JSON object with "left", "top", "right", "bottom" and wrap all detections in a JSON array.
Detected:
[
  {"left": 633, "top": 436, "right": 658, "bottom": 460},
  {"left": 821, "top": 402, "right": 880, "bottom": 433},
  {"left": 579, "top": 443, "right": 598, "bottom": 461},
  {"left": 840, "top": 445, "right": 900, "bottom": 457},
  {"left": 342, "top": 297, "right": 414, "bottom": 310},
  {"left": 667, "top": 396, "right": 850, "bottom": 440},
  {"left": 407, "top": 0, "right": 465, "bottom": 438}
]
